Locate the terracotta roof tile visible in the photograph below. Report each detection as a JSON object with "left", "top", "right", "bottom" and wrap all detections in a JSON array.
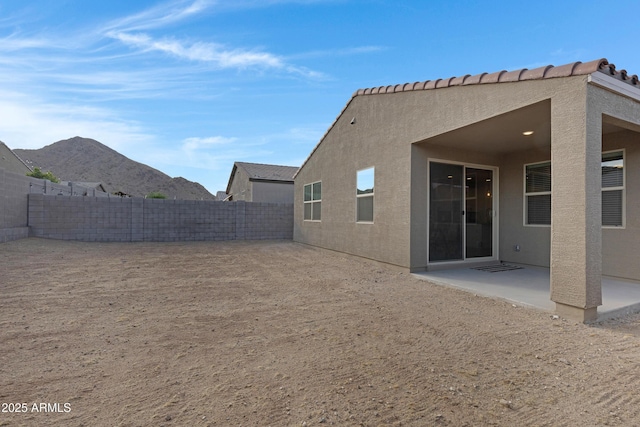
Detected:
[
  {"left": 571, "top": 59, "right": 603, "bottom": 75},
  {"left": 481, "top": 70, "right": 507, "bottom": 84},
  {"left": 296, "top": 58, "right": 640, "bottom": 179},
  {"left": 424, "top": 80, "right": 439, "bottom": 90},
  {"left": 436, "top": 77, "right": 455, "bottom": 88},
  {"left": 413, "top": 81, "right": 429, "bottom": 90},
  {"left": 501, "top": 69, "right": 525, "bottom": 82},
  {"left": 450, "top": 74, "right": 470, "bottom": 86},
  {"left": 351, "top": 58, "right": 639, "bottom": 99},
  {"left": 463, "top": 73, "right": 486, "bottom": 85},
  {"left": 520, "top": 65, "right": 552, "bottom": 80},
  {"left": 544, "top": 62, "right": 579, "bottom": 78}
]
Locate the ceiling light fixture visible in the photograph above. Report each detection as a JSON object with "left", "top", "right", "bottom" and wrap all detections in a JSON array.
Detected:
[{"left": 522, "top": 130, "right": 534, "bottom": 136}]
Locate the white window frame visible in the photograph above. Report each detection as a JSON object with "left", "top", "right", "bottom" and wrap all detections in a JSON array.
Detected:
[
  {"left": 602, "top": 149, "right": 625, "bottom": 229},
  {"left": 303, "top": 181, "right": 321, "bottom": 222},
  {"left": 356, "top": 167, "right": 374, "bottom": 223},
  {"left": 523, "top": 161, "right": 551, "bottom": 227}
]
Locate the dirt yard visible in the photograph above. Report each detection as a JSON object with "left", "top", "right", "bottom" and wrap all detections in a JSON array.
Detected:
[{"left": 1, "top": 239, "right": 640, "bottom": 426}]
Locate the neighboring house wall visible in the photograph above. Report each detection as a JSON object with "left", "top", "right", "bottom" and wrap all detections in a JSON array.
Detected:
[
  {"left": 0, "top": 142, "right": 31, "bottom": 175},
  {"left": 226, "top": 163, "right": 297, "bottom": 203},
  {"left": 228, "top": 168, "right": 252, "bottom": 201},
  {"left": 252, "top": 181, "right": 294, "bottom": 203},
  {"left": 28, "top": 195, "right": 293, "bottom": 242}
]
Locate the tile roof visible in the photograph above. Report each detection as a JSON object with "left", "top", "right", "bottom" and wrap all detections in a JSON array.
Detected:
[
  {"left": 235, "top": 162, "right": 298, "bottom": 182},
  {"left": 294, "top": 58, "right": 640, "bottom": 179},
  {"left": 354, "top": 58, "right": 639, "bottom": 96}
]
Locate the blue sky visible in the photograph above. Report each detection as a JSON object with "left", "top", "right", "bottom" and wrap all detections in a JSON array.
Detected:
[{"left": 1, "top": 0, "right": 638, "bottom": 195}]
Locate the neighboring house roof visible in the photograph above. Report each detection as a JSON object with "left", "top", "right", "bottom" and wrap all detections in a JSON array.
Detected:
[
  {"left": 62, "top": 181, "right": 107, "bottom": 193},
  {"left": 0, "top": 141, "right": 32, "bottom": 175},
  {"left": 294, "top": 58, "right": 639, "bottom": 178},
  {"left": 226, "top": 162, "right": 298, "bottom": 194}
]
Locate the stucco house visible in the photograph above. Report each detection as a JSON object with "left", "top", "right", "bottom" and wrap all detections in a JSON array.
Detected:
[
  {"left": 1, "top": 141, "right": 31, "bottom": 175},
  {"left": 226, "top": 162, "right": 298, "bottom": 203},
  {"left": 293, "top": 58, "right": 640, "bottom": 322}
]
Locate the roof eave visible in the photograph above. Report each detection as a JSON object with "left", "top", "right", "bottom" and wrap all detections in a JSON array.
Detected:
[{"left": 588, "top": 72, "right": 640, "bottom": 102}]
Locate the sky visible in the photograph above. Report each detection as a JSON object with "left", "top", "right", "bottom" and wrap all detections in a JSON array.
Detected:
[{"left": 1, "top": 0, "right": 639, "bottom": 195}]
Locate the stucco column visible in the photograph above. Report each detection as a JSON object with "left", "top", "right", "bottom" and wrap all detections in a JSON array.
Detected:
[{"left": 550, "top": 92, "right": 602, "bottom": 322}]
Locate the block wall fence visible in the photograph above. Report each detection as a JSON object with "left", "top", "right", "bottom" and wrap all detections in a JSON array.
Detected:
[
  {"left": 1, "top": 167, "right": 107, "bottom": 242},
  {"left": 27, "top": 194, "right": 293, "bottom": 242}
]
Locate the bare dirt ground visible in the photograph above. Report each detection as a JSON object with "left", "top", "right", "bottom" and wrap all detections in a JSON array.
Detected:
[{"left": 1, "top": 239, "right": 640, "bottom": 427}]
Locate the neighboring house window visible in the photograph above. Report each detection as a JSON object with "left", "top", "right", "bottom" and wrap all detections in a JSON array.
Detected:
[
  {"left": 524, "top": 151, "right": 625, "bottom": 227},
  {"left": 304, "top": 181, "right": 321, "bottom": 221},
  {"left": 524, "top": 162, "right": 551, "bottom": 226},
  {"left": 602, "top": 150, "right": 624, "bottom": 227},
  {"left": 357, "top": 167, "right": 374, "bottom": 222}
]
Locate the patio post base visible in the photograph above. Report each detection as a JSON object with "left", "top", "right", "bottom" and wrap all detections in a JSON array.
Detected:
[{"left": 554, "top": 303, "right": 598, "bottom": 323}]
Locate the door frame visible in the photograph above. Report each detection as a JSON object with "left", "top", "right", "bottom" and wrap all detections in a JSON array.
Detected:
[{"left": 427, "top": 158, "right": 499, "bottom": 267}]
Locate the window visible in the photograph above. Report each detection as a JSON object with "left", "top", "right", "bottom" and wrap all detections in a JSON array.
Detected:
[
  {"left": 524, "top": 162, "right": 551, "bottom": 225},
  {"left": 303, "top": 181, "right": 321, "bottom": 221},
  {"left": 602, "top": 150, "right": 624, "bottom": 227},
  {"left": 357, "top": 167, "right": 374, "bottom": 222},
  {"left": 524, "top": 151, "right": 625, "bottom": 227}
]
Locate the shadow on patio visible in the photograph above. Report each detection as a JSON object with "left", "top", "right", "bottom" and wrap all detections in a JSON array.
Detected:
[{"left": 413, "top": 263, "right": 640, "bottom": 321}]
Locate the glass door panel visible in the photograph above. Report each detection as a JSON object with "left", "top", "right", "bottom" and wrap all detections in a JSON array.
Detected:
[
  {"left": 465, "top": 168, "right": 493, "bottom": 258},
  {"left": 429, "top": 162, "right": 463, "bottom": 262}
]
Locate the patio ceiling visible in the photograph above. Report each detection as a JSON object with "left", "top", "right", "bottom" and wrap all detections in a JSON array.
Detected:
[{"left": 421, "top": 99, "right": 629, "bottom": 155}]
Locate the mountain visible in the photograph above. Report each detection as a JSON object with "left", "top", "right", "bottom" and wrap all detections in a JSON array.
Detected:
[{"left": 14, "top": 137, "right": 215, "bottom": 200}]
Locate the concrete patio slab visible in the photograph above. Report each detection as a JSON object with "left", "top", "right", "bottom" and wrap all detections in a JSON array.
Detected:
[{"left": 413, "top": 263, "right": 640, "bottom": 321}]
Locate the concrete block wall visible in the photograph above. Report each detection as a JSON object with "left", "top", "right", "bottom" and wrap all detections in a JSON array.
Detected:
[
  {"left": 1, "top": 166, "right": 111, "bottom": 242},
  {"left": 29, "top": 195, "right": 133, "bottom": 241},
  {"left": 1, "top": 167, "right": 45, "bottom": 242},
  {"left": 28, "top": 195, "right": 293, "bottom": 242},
  {"left": 142, "top": 199, "right": 237, "bottom": 242},
  {"left": 245, "top": 202, "right": 294, "bottom": 240}
]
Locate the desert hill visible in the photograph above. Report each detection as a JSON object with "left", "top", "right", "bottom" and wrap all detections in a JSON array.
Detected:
[{"left": 14, "top": 137, "right": 215, "bottom": 200}]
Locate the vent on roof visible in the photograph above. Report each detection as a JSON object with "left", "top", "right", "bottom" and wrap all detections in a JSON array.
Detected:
[{"left": 472, "top": 264, "right": 523, "bottom": 273}]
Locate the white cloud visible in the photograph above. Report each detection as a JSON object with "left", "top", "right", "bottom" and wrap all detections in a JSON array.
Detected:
[
  {"left": 182, "top": 136, "right": 237, "bottom": 151},
  {"left": 0, "top": 90, "right": 151, "bottom": 151},
  {"left": 102, "top": 0, "right": 214, "bottom": 33},
  {"left": 100, "top": 0, "right": 326, "bottom": 78},
  {"left": 0, "top": 33, "right": 54, "bottom": 52},
  {"left": 109, "top": 31, "right": 285, "bottom": 69}
]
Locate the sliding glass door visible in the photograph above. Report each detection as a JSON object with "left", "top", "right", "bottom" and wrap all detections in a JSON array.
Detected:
[{"left": 429, "top": 162, "right": 495, "bottom": 263}]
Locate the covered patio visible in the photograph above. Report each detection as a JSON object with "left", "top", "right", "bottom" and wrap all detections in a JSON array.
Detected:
[
  {"left": 409, "top": 64, "right": 640, "bottom": 322},
  {"left": 414, "top": 264, "right": 640, "bottom": 321}
]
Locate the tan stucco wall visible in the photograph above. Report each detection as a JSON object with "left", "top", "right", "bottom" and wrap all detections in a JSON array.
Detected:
[
  {"left": 295, "top": 76, "right": 589, "bottom": 269},
  {"left": 294, "top": 94, "right": 413, "bottom": 267},
  {"left": 549, "top": 82, "right": 603, "bottom": 313},
  {"left": 496, "top": 129, "right": 640, "bottom": 283},
  {"left": 294, "top": 76, "right": 640, "bottom": 288},
  {"left": 498, "top": 150, "right": 552, "bottom": 267},
  {"left": 601, "top": 131, "right": 640, "bottom": 280}
]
